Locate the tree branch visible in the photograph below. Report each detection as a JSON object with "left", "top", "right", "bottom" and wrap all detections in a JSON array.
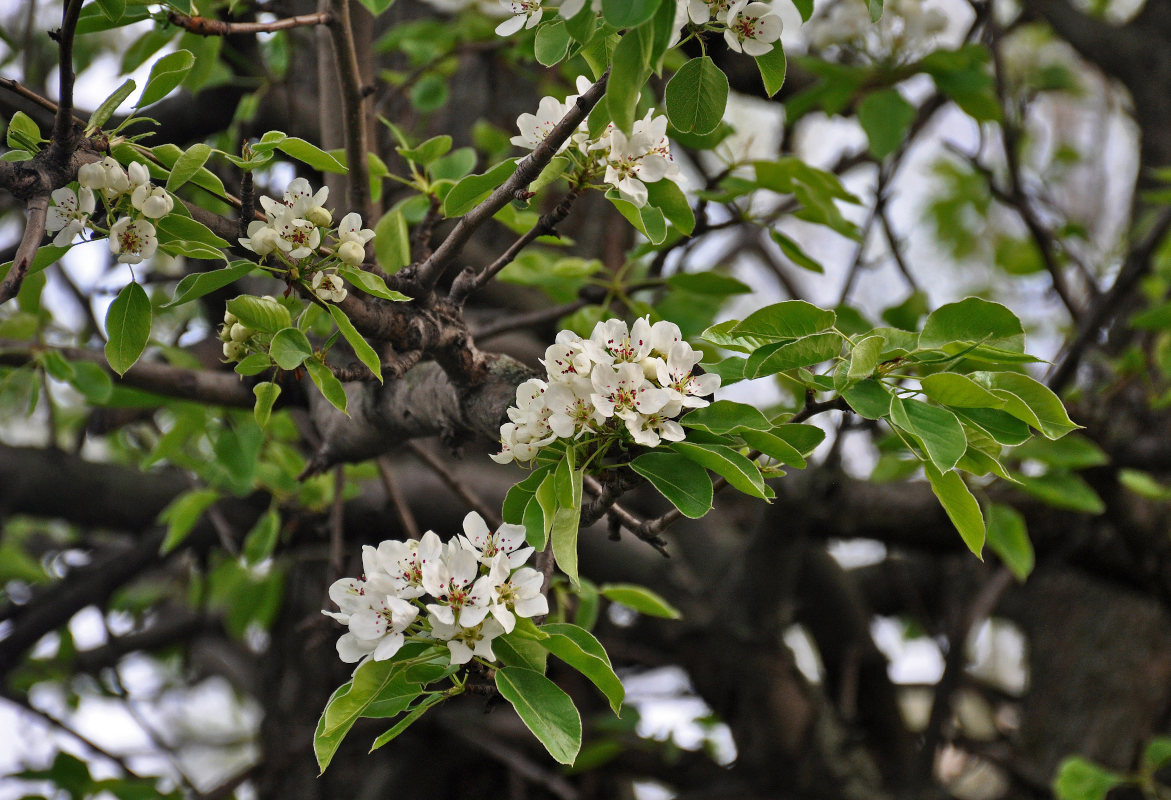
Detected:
[
  {"left": 168, "top": 10, "right": 332, "bottom": 35},
  {"left": 325, "top": 0, "right": 371, "bottom": 220},
  {"left": 0, "top": 193, "right": 49, "bottom": 305}
]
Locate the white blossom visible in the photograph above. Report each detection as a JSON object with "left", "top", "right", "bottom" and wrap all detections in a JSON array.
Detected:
[
  {"left": 376, "top": 530, "right": 444, "bottom": 599},
  {"left": 240, "top": 221, "right": 281, "bottom": 256},
  {"left": 336, "top": 212, "right": 375, "bottom": 246},
  {"left": 512, "top": 95, "right": 575, "bottom": 152},
  {"left": 546, "top": 378, "right": 600, "bottom": 438},
  {"left": 131, "top": 182, "right": 174, "bottom": 219},
  {"left": 688, "top": 0, "right": 732, "bottom": 23},
  {"left": 457, "top": 511, "right": 534, "bottom": 568},
  {"left": 656, "top": 341, "right": 721, "bottom": 415},
  {"left": 340, "top": 594, "right": 419, "bottom": 663},
  {"left": 109, "top": 217, "right": 157, "bottom": 264},
  {"left": 585, "top": 317, "right": 654, "bottom": 366},
  {"left": 430, "top": 617, "right": 506, "bottom": 666},
  {"left": 601, "top": 113, "right": 678, "bottom": 208},
  {"left": 481, "top": 554, "right": 548, "bottom": 633},
  {"left": 495, "top": 0, "right": 542, "bottom": 35},
  {"left": 312, "top": 270, "right": 348, "bottom": 303},
  {"left": 724, "top": 1, "right": 783, "bottom": 56},
  {"left": 422, "top": 545, "right": 491, "bottom": 628},
  {"left": 45, "top": 186, "right": 94, "bottom": 247},
  {"left": 591, "top": 361, "right": 670, "bottom": 421}
]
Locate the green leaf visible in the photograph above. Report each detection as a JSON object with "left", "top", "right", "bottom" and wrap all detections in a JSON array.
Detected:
[
  {"left": 953, "top": 407, "right": 1032, "bottom": 446},
  {"left": 744, "top": 332, "right": 843, "bottom": 377},
  {"left": 842, "top": 378, "right": 892, "bottom": 419},
  {"left": 740, "top": 430, "right": 806, "bottom": 468},
  {"left": 89, "top": 79, "right": 135, "bottom": 130},
  {"left": 607, "top": 28, "right": 651, "bottom": 133},
  {"left": 158, "top": 488, "right": 219, "bottom": 554},
  {"left": 226, "top": 295, "right": 291, "bottom": 333},
  {"left": 985, "top": 504, "right": 1033, "bottom": 581},
  {"left": 66, "top": 361, "right": 113, "bottom": 403},
  {"left": 921, "top": 45, "right": 1002, "bottom": 123},
  {"left": 599, "top": 583, "right": 682, "bottom": 619},
  {"left": 868, "top": 0, "right": 883, "bottom": 22},
  {"left": 731, "top": 300, "right": 837, "bottom": 342},
  {"left": 792, "top": 0, "right": 814, "bottom": 19},
  {"left": 1118, "top": 469, "right": 1171, "bottom": 501},
  {"left": 771, "top": 423, "right": 825, "bottom": 455},
  {"left": 1142, "top": 737, "right": 1171, "bottom": 775},
  {"left": 373, "top": 209, "right": 411, "bottom": 273},
  {"left": 156, "top": 215, "right": 230, "bottom": 251},
  {"left": 858, "top": 88, "right": 915, "bottom": 160},
  {"left": 136, "top": 50, "right": 195, "bottom": 108},
  {"left": 630, "top": 452, "right": 713, "bottom": 518},
  {"left": 369, "top": 694, "right": 445, "bottom": 751},
  {"left": 975, "top": 372, "right": 1079, "bottom": 440},
  {"left": 535, "top": 19, "right": 572, "bottom": 66},
  {"left": 503, "top": 467, "right": 552, "bottom": 524},
  {"left": 338, "top": 265, "right": 411, "bottom": 302},
  {"left": 666, "top": 272, "right": 749, "bottom": 295},
  {"left": 665, "top": 57, "right": 729, "bottom": 135},
  {"left": 165, "top": 143, "right": 211, "bottom": 193},
  {"left": 680, "top": 400, "right": 771, "bottom": 434},
  {"left": 552, "top": 468, "right": 583, "bottom": 585},
  {"left": 920, "top": 297, "right": 1025, "bottom": 353},
  {"left": 923, "top": 462, "right": 984, "bottom": 556},
  {"left": 96, "top": 0, "right": 126, "bottom": 22},
  {"left": 243, "top": 507, "right": 281, "bottom": 565},
  {"left": 355, "top": 0, "right": 398, "bottom": 14},
  {"left": 540, "top": 622, "right": 624, "bottom": 714},
  {"left": 306, "top": 360, "right": 348, "bottom": 414},
  {"left": 269, "top": 328, "right": 313, "bottom": 371},
  {"left": 920, "top": 372, "right": 1004, "bottom": 408},
  {"left": 754, "top": 46, "right": 788, "bottom": 97},
  {"left": 527, "top": 472, "right": 558, "bottom": 549},
  {"left": 396, "top": 135, "right": 452, "bottom": 166},
  {"left": 328, "top": 305, "right": 382, "bottom": 382},
  {"left": 1011, "top": 470, "right": 1105, "bottom": 514},
  {"left": 1052, "top": 757, "right": 1125, "bottom": 800},
  {"left": 165, "top": 261, "right": 254, "bottom": 309},
  {"left": 105, "top": 282, "right": 152, "bottom": 376},
  {"left": 276, "top": 137, "right": 347, "bottom": 173},
  {"left": 602, "top": 0, "right": 663, "bottom": 28},
  {"left": 235, "top": 353, "right": 273, "bottom": 377},
  {"left": 606, "top": 191, "right": 668, "bottom": 244},
  {"left": 443, "top": 159, "right": 519, "bottom": 217},
  {"left": 5, "top": 111, "right": 41, "bottom": 151},
  {"left": 253, "top": 381, "right": 281, "bottom": 429},
  {"left": 670, "top": 441, "right": 769, "bottom": 500},
  {"left": 645, "top": 179, "right": 695, "bottom": 235},
  {"left": 845, "top": 334, "right": 885, "bottom": 382},
  {"left": 495, "top": 667, "right": 582, "bottom": 765},
  {"left": 769, "top": 229, "right": 823, "bottom": 272},
  {"left": 890, "top": 396, "right": 967, "bottom": 472}
]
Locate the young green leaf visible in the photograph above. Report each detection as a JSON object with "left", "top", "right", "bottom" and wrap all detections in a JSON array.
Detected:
[
  {"left": 630, "top": 451, "right": 714, "bottom": 518},
  {"left": 443, "top": 159, "right": 519, "bottom": 217},
  {"left": 306, "top": 360, "right": 348, "bottom": 414},
  {"left": 253, "top": 381, "right": 281, "bottom": 429},
  {"left": 328, "top": 305, "right": 382, "bottom": 382},
  {"left": 276, "top": 137, "right": 347, "bottom": 173},
  {"left": 745, "top": 332, "right": 843, "bottom": 378},
  {"left": 89, "top": 79, "right": 135, "bottom": 130},
  {"left": 606, "top": 28, "right": 651, "bottom": 133},
  {"left": 602, "top": 0, "right": 663, "bottom": 29},
  {"left": 769, "top": 229, "right": 824, "bottom": 272},
  {"left": 269, "top": 328, "right": 314, "bottom": 371},
  {"left": 740, "top": 430, "right": 806, "bottom": 468},
  {"left": 243, "top": 507, "right": 281, "bottom": 565},
  {"left": 136, "top": 50, "right": 195, "bottom": 108},
  {"left": 535, "top": 19, "right": 572, "bottom": 66},
  {"left": 858, "top": 89, "right": 915, "bottom": 160},
  {"left": 1051, "top": 757, "right": 1125, "bottom": 800},
  {"left": 985, "top": 503, "right": 1033, "bottom": 581},
  {"left": 670, "top": 441, "right": 770, "bottom": 500},
  {"left": 551, "top": 468, "right": 583, "bottom": 585},
  {"left": 369, "top": 694, "right": 446, "bottom": 752},
  {"left": 665, "top": 57, "right": 729, "bottom": 135},
  {"left": 165, "top": 143, "right": 211, "bottom": 192},
  {"left": 599, "top": 583, "right": 682, "bottom": 619},
  {"left": 373, "top": 209, "right": 411, "bottom": 273},
  {"left": 889, "top": 396, "right": 967, "bottom": 472},
  {"left": 395, "top": 135, "right": 452, "bottom": 166},
  {"left": 731, "top": 300, "right": 837, "bottom": 342},
  {"left": 923, "top": 463, "right": 984, "bottom": 557},
  {"left": 680, "top": 400, "right": 772, "bottom": 434},
  {"left": 495, "top": 667, "right": 582, "bottom": 765},
  {"left": 105, "top": 282, "right": 152, "bottom": 376},
  {"left": 539, "top": 622, "right": 624, "bottom": 714},
  {"left": 158, "top": 488, "right": 219, "bottom": 554},
  {"left": 226, "top": 295, "right": 291, "bottom": 333},
  {"left": 338, "top": 266, "right": 411, "bottom": 302},
  {"left": 754, "top": 45, "right": 787, "bottom": 97},
  {"left": 165, "top": 261, "right": 254, "bottom": 308}
]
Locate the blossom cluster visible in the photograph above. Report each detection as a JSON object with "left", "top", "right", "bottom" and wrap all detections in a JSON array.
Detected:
[
  {"left": 492, "top": 317, "right": 720, "bottom": 463},
  {"left": 219, "top": 307, "right": 259, "bottom": 362},
  {"left": 45, "top": 156, "right": 177, "bottom": 264},
  {"left": 805, "top": 0, "right": 947, "bottom": 56},
  {"left": 323, "top": 513, "right": 548, "bottom": 668},
  {"left": 240, "top": 178, "right": 378, "bottom": 304},
  {"left": 492, "top": 0, "right": 782, "bottom": 57},
  {"left": 512, "top": 77, "right": 681, "bottom": 208}
]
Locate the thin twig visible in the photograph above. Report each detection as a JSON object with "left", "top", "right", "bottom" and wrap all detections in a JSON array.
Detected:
[
  {"left": 409, "top": 71, "right": 608, "bottom": 291},
  {"left": 377, "top": 456, "right": 421, "bottom": 540},
  {"left": 325, "top": 0, "right": 371, "bottom": 219},
  {"left": 406, "top": 441, "right": 502, "bottom": 528},
  {"left": 0, "top": 77, "right": 77, "bottom": 121},
  {"left": 0, "top": 194, "right": 49, "bottom": 305},
  {"left": 168, "top": 10, "right": 331, "bottom": 35},
  {"left": 878, "top": 202, "right": 920, "bottom": 292}
]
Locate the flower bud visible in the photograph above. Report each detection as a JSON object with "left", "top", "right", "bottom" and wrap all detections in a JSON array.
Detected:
[
  {"left": 223, "top": 341, "right": 246, "bottom": 361},
  {"left": 305, "top": 206, "right": 332, "bottom": 227},
  {"left": 337, "top": 240, "right": 365, "bottom": 266},
  {"left": 229, "top": 323, "right": 250, "bottom": 342},
  {"left": 223, "top": 311, "right": 238, "bottom": 326},
  {"left": 78, "top": 161, "right": 105, "bottom": 190}
]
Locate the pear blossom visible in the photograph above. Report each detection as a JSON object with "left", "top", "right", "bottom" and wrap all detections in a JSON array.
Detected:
[
  {"left": 585, "top": 317, "right": 654, "bottom": 365},
  {"left": 45, "top": 186, "right": 94, "bottom": 246},
  {"left": 558, "top": 0, "right": 600, "bottom": 17},
  {"left": 239, "top": 221, "right": 282, "bottom": 256},
  {"left": 430, "top": 617, "right": 506, "bottom": 665},
  {"left": 457, "top": 512, "right": 534, "bottom": 568},
  {"left": 688, "top": 0, "right": 732, "bottom": 23},
  {"left": 481, "top": 554, "right": 548, "bottom": 633},
  {"left": 376, "top": 530, "right": 444, "bottom": 599},
  {"left": 546, "top": 378, "right": 600, "bottom": 438},
  {"left": 311, "top": 270, "right": 348, "bottom": 303},
  {"left": 422, "top": 545, "right": 491, "bottom": 628},
  {"left": 591, "top": 361, "right": 670, "bottom": 421},
  {"left": 627, "top": 409, "right": 687, "bottom": 448},
  {"left": 724, "top": 0, "right": 783, "bottom": 56},
  {"left": 131, "top": 182, "right": 174, "bottom": 219},
  {"left": 601, "top": 116, "right": 678, "bottom": 208},
  {"left": 341, "top": 594, "right": 419, "bottom": 663},
  {"left": 80, "top": 156, "right": 130, "bottom": 199},
  {"left": 512, "top": 95, "right": 575, "bottom": 152},
  {"left": 495, "top": 0, "right": 542, "bottom": 35},
  {"left": 269, "top": 207, "right": 322, "bottom": 259},
  {"left": 109, "top": 217, "right": 157, "bottom": 264},
  {"left": 542, "top": 339, "right": 591, "bottom": 380},
  {"left": 336, "top": 212, "right": 375, "bottom": 246},
  {"left": 657, "top": 341, "right": 721, "bottom": 415}
]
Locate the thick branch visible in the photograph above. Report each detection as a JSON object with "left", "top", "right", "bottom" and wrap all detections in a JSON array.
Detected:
[
  {"left": 0, "top": 193, "right": 49, "bottom": 305},
  {"left": 49, "top": 0, "right": 84, "bottom": 156}
]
